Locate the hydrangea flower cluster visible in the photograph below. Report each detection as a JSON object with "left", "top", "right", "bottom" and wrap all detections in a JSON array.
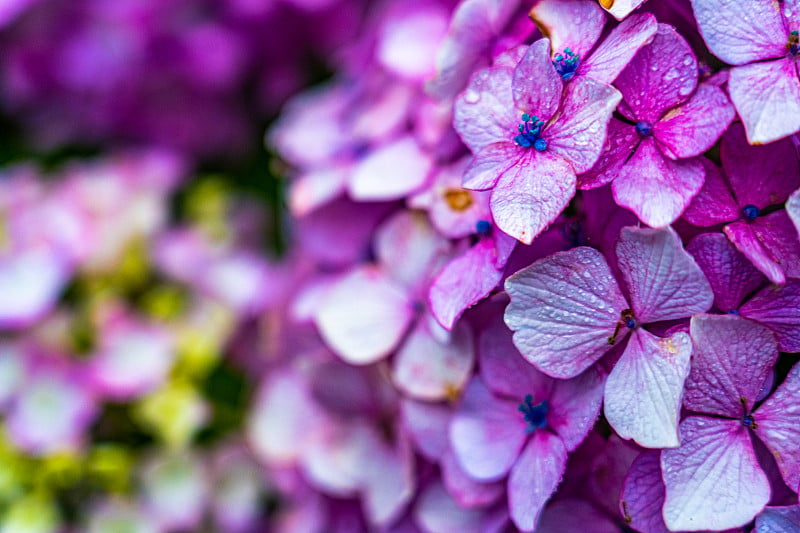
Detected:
[{"left": 0, "top": 0, "right": 800, "bottom": 532}]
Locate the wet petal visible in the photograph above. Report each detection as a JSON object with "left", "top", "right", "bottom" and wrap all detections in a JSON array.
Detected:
[
  {"left": 601, "top": 0, "right": 648, "bottom": 20},
  {"left": 529, "top": 0, "right": 605, "bottom": 59},
  {"left": 619, "top": 451, "right": 671, "bottom": 533},
  {"left": 662, "top": 416, "right": 769, "bottom": 531},
  {"left": 489, "top": 149, "right": 576, "bottom": 244},
  {"left": 685, "top": 314, "right": 778, "bottom": 418},
  {"left": 728, "top": 59, "right": 800, "bottom": 145},
  {"left": 612, "top": 139, "right": 705, "bottom": 228},
  {"left": 455, "top": 67, "right": 518, "bottom": 153},
  {"left": 741, "top": 281, "right": 800, "bottom": 352},
  {"left": 754, "top": 362, "right": 800, "bottom": 493},
  {"left": 576, "top": 118, "right": 637, "bottom": 190},
  {"left": 548, "top": 367, "right": 605, "bottom": 451},
  {"left": 504, "top": 246, "right": 628, "bottom": 378},
  {"left": 580, "top": 13, "right": 657, "bottom": 84},
  {"left": 654, "top": 84, "right": 735, "bottom": 159},
  {"left": 604, "top": 328, "right": 692, "bottom": 448},
  {"left": 512, "top": 39, "right": 563, "bottom": 122},
  {"left": 508, "top": 432, "right": 567, "bottom": 531},
  {"left": 681, "top": 159, "right": 740, "bottom": 227},
  {"left": 616, "top": 226, "right": 713, "bottom": 323},
  {"left": 462, "top": 142, "right": 520, "bottom": 191},
  {"left": 726, "top": 211, "right": 800, "bottom": 285},
  {"left": 755, "top": 506, "right": 800, "bottom": 533}
]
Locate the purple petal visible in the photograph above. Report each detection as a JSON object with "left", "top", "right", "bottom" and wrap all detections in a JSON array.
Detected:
[
  {"left": 681, "top": 159, "right": 740, "bottom": 227},
  {"left": 612, "top": 139, "right": 705, "bottom": 227},
  {"left": 462, "top": 142, "right": 520, "bottom": 191},
  {"left": 440, "top": 450, "right": 506, "bottom": 508},
  {"left": 620, "top": 451, "right": 671, "bottom": 533},
  {"left": 455, "top": 67, "right": 518, "bottom": 153},
  {"left": 0, "top": 249, "right": 70, "bottom": 329},
  {"left": 512, "top": 39, "right": 563, "bottom": 122},
  {"left": 348, "top": 136, "right": 432, "bottom": 201},
  {"left": 314, "top": 266, "right": 414, "bottom": 365},
  {"left": 537, "top": 498, "right": 619, "bottom": 533},
  {"left": 604, "top": 328, "right": 692, "bottom": 448},
  {"left": 616, "top": 24, "right": 697, "bottom": 123},
  {"left": 602, "top": 0, "right": 648, "bottom": 20},
  {"left": 359, "top": 432, "right": 416, "bottom": 527},
  {"left": 722, "top": 123, "right": 800, "bottom": 209},
  {"left": 662, "top": 416, "right": 769, "bottom": 531},
  {"left": 754, "top": 362, "right": 800, "bottom": 493},
  {"left": 414, "top": 481, "right": 497, "bottom": 533},
  {"left": 741, "top": 281, "right": 800, "bottom": 352},
  {"left": 289, "top": 166, "right": 349, "bottom": 216},
  {"left": 788, "top": 189, "right": 800, "bottom": 234},
  {"left": 546, "top": 77, "right": 622, "bottom": 174},
  {"left": 548, "top": 367, "right": 605, "bottom": 451},
  {"left": 507, "top": 432, "right": 568, "bottom": 531},
  {"left": 429, "top": 239, "right": 504, "bottom": 330},
  {"left": 687, "top": 232, "right": 766, "bottom": 313},
  {"left": 400, "top": 399, "right": 450, "bottom": 462},
  {"left": 580, "top": 13, "right": 658, "bottom": 84},
  {"left": 728, "top": 59, "right": 800, "bottom": 145},
  {"left": 654, "top": 84, "right": 736, "bottom": 159},
  {"left": 504, "top": 246, "right": 628, "bottom": 378},
  {"left": 478, "top": 316, "right": 554, "bottom": 401},
  {"left": 685, "top": 314, "right": 778, "bottom": 418},
  {"left": 449, "top": 378, "right": 528, "bottom": 481},
  {"left": 392, "top": 318, "right": 475, "bottom": 401},
  {"left": 690, "top": 0, "right": 786, "bottom": 65},
  {"left": 616, "top": 226, "right": 713, "bottom": 323},
  {"left": 529, "top": 0, "right": 605, "bottom": 59},
  {"left": 576, "top": 118, "right": 637, "bottom": 190},
  {"left": 755, "top": 506, "right": 800, "bottom": 533},
  {"left": 489, "top": 149, "right": 576, "bottom": 244},
  {"left": 726, "top": 210, "right": 800, "bottom": 285}
]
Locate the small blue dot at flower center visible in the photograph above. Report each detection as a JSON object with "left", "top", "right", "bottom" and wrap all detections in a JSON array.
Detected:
[
  {"left": 742, "top": 414, "right": 756, "bottom": 429},
  {"left": 476, "top": 220, "right": 491, "bottom": 235},
  {"left": 789, "top": 30, "right": 799, "bottom": 56},
  {"left": 518, "top": 395, "right": 548, "bottom": 433},
  {"left": 553, "top": 48, "right": 580, "bottom": 81},
  {"left": 635, "top": 122, "right": 653, "bottom": 138},
  {"left": 514, "top": 113, "right": 548, "bottom": 151},
  {"left": 742, "top": 204, "right": 760, "bottom": 220}
]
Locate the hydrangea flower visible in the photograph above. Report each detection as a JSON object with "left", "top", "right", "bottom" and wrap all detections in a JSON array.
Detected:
[
  {"left": 582, "top": 24, "right": 735, "bottom": 227},
  {"left": 661, "top": 314, "right": 800, "bottom": 530},
  {"left": 505, "top": 226, "right": 713, "bottom": 447},
  {"left": 691, "top": 0, "right": 800, "bottom": 144},
  {"left": 450, "top": 317, "right": 604, "bottom": 530},
  {"left": 683, "top": 123, "right": 800, "bottom": 284},
  {"left": 454, "top": 38, "right": 621, "bottom": 243}
]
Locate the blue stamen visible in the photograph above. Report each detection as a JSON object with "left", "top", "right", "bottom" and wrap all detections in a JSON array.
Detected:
[
  {"left": 476, "top": 220, "right": 491, "bottom": 235},
  {"left": 742, "top": 204, "right": 760, "bottom": 220},
  {"left": 624, "top": 316, "right": 636, "bottom": 329},
  {"left": 514, "top": 114, "right": 548, "bottom": 151},
  {"left": 789, "top": 30, "right": 799, "bottom": 56},
  {"left": 742, "top": 414, "right": 756, "bottom": 429},
  {"left": 552, "top": 48, "right": 580, "bottom": 81},
  {"left": 518, "top": 395, "right": 548, "bottom": 433},
  {"left": 635, "top": 121, "right": 653, "bottom": 138},
  {"left": 728, "top": 309, "right": 740, "bottom": 315}
]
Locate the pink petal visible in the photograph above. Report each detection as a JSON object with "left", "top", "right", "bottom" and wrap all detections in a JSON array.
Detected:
[
  {"left": 616, "top": 226, "right": 713, "bottom": 323},
  {"left": 504, "top": 246, "right": 628, "bottom": 378},
  {"left": 400, "top": 399, "right": 450, "bottom": 462},
  {"left": 754, "top": 362, "right": 800, "bottom": 493},
  {"left": 662, "top": 416, "right": 769, "bottom": 531},
  {"left": 359, "top": 432, "right": 416, "bottom": 527},
  {"left": 0, "top": 249, "right": 70, "bottom": 329},
  {"left": 511, "top": 39, "right": 563, "bottom": 122},
  {"left": 462, "top": 142, "right": 520, "bottom": 190},
  {"left": 315, "top": 266, "right": 414, "bottom": 365},
  {"left": 349, "top": 137, "right": 432, "bottom": 200},
  {"left": 687, "top": 232, "right": 766, "bottom": 313},
  {"left": 454, "top": 67, "right": 518, "bottom": 153},
  {"left": 681, "top": 159, "right": 740, "bottom": 227},
  {"left": 619, "top": 451, "right": 671, "bottom": 533},
  {"left": 615, "top": 24, "right": 697, "bottom": 123},
  {"left": 414, "top": 481, "right": 497, "bottom": 533},
  {"left": 546, "top": 77, "right": 623, "bottom": 174},
  {"left": 741, "top": 281, "right": 800, "bottom": 352},
  {"left": 548, "top": 367, "right": 605, "bottom": 451},
  {"left": 654, "top": 84, "right": 735, "bottom": 159},
  {"left": 529, "top": 0, "right": 605, "bottom": 59},
  {"left": 726, "top": 210, "right": 800, "bottom": 285},
  {"left": 602, "top": 0, "right": 648, "bottom": 20},
  {"left": 429, "top": 239, "right": 504, "bottom": 330},
  {"left": 376, "top": 5, "right": 449, "bottom": 80},
  {"left": 788, "top": 189, "right": 800, "bottom": 235},
  {"left": 449, "top": 378, "right": 528, "bottom": 481},
  {"left": 685, "top": 314, "right": 778, "bottom": 418},
  {"left": 721, "top": 123, "right": 800, "bottom": 209},
  {"left": 604, "top": 328, "right": 692, "bottom": 448},
  {"left": 392, "top": 318, "right": 475, "bottom": 401},
  {"left": 579, "top": 13, "right": 657, "bottom": 84},
  {"left": 289, "top": 166, "right": 349, "bottom": 216},
  {"left": 576, "top": 118, "right": 637, "bottom": 190},
  {"left": 690, "top": 0, "right": 786, "bottom": 65},
  {"left": 489, "top": 149, "right": 576, "bottom": 244},
  {"left": 612, "top": 139, "right": 705, "bottom": 227},
  {"left": 728, "top": 59, "right": 800, "bottom": 145},
  {"left": 507, "top": 432, "right": 567, "bottom": 531},
  {"left": 755, "top": 506, "right": 800, "bottom": 532},
  {"left": 537, "top": 498, "right": 619, "bottom": 533},
  {"left": 440, "top": 450, "right": 506, "bottom": 508}
]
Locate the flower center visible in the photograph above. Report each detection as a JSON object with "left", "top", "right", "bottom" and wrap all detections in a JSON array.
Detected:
[
  {"left": 608, "top": 309, "right": 637, "bottom": 345},
  {"left": 553, "top": 48, "right": 580, "bottom": 81},
  {"left": 789, "top": 30, "right": 799, "bottom": 56},
  {"left": 475, "top": 220, "right": 491, "bottom": 235},
  {"left": 742, "top": 204, "right": 760, "bottom": 220},
  {"left": 727, "top": 309, "right": 740, "bottom": 315},
  {"left": 635, "top": 121, "right": 653, "bottom": 138},
  {"left": 742, "top": 413, "right": 757, "bottom": 429},
  {"left": 514, "top": 113, "right": 547, "bottom": 151},
  {"left": 518, "top": 395, "right": 548, "bottom": 433},
  {"left": 443, "top": 188, "right": 473, "bottom": 212}
]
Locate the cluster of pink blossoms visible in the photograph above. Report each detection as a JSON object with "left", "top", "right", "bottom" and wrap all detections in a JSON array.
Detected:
[{"left": 1, "top": 0, "right": 800, "bottom": 532}]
